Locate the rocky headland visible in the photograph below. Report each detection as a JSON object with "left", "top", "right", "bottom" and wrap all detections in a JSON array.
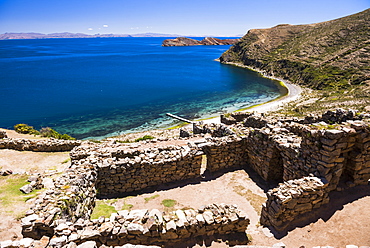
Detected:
[
  {"left": 220, "top": 9, "right": 370, "bottom": 90},
  {"left": 162, "top": 37, "right": 239, "bottom": 46}
]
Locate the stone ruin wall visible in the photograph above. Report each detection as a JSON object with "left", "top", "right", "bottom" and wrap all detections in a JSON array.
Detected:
[
  {"left": 46, "top": 204, "right": 249, "bottom": 247},
  {"left": 21, "top": 155, "right": 98, "bottom": 240},
  {"left": 199, "top": 136, "right": 248, "bottom": 173},
  {"left": 68, "top": 134, "right": 253, "bottom": 197},
  {"left": 1, "top": 109, "right": 369, "bottom": 247},
  {"left": 221, "top": 110, "right": 370, "bottom": 231},
  {"left": 260, "top": 177, "right": 330, "bottom": 231},
  {"left": 0, "top": 137, "right": 81, "bottom": 152},
  {"left": 71, "top": 144, "right": 203, "bottom": 197},
  {"left": 18, "top": 139, "right": 251, "bottom": 247}
]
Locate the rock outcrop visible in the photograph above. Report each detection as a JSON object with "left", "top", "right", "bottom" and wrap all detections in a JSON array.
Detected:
[{"left": 162, "top": 37, "right": 239, "bottom": 46}]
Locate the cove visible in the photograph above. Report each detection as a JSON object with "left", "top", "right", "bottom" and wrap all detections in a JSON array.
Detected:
[{"left": 0, "top": 37, "right": 282, "bottom": 139}]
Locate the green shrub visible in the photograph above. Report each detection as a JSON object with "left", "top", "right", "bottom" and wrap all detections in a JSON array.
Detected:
[
  {"left": 144, "top": 194, "right": 160, "bottom": 203},
  {"left": 40, "top": 127, "right": 75, "bottom": 140},
  {"left": 14, "top": 124, "right": 40, "bottom": 135},
  {"left": 134, "top": 135, "right": 155, "bottom": 142}
]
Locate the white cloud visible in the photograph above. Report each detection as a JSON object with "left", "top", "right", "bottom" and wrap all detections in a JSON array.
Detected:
[
  {"left": 88, "top": 28, "right": 93, "bottom": 31},
  {"left": 103, "top": 24, "right": 108, "bottom": 28}
]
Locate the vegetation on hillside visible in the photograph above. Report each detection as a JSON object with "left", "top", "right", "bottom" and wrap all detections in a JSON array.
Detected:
[{"left": 220, "top": 9, "right": 370, "bottom": 90}]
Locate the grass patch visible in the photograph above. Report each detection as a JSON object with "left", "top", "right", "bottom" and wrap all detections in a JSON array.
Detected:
[
  {"left": 121, "top": 196, "right": 134, "bottom": 210},
  {"left": 90, "top": 200, "right": 117, "bottom": 219},
  {"left": 116, "top": 139, "right": 131, "bottom": 143},
  {"left": 0, "top": 175, "right": 41, "bottom": 218},
  {"left": 233, "top": 185, "right": 266, "bottom": 215},
  {"left": 134, "top": 135, "right": 155, "bottom": 142},
  {"left": 161, "top": 199, "right": 177, "bottom": 208},
  {"left": 122, "top": 203, "right": 134, "bottom": 211},
  {"left": 167, "top": 123, "right": 188, "bottom": 130},
  {"left": 61, "top": 158, "right": 71, "bottom": 164},
  {"left": 161, "top": 199, "right": 177, "bottom": 213},
  {"left": 144, "top": 194, "right": 160, "bottom": 203}
]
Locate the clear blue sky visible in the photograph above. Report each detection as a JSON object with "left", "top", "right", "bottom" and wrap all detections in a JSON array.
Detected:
[{"left": 0, "top": 0, "right": 368, "bottom": 36}]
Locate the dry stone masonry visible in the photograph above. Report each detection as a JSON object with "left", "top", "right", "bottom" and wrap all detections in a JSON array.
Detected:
[
  {"left": 83, "top": 144, "right": 203, "bottom": 196},
  {"left": 47, "top": 204, "right": 249, "bottom": 247},
  {"left": 221, "top": 109, "right": 370, "bottom": 230},
  {"left": 0, "top": 138, "right": 81, "bottom": 152},
  {"left": 260, "top": 177, "right": 330, "bottom": 231},
  {"left": 0, "top": 108, "right": 369, "bottom": 247}
]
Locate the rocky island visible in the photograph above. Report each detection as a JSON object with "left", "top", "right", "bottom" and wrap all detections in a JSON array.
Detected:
[{"left": 162, "top": 37, "right": 239, "bottom": 46}]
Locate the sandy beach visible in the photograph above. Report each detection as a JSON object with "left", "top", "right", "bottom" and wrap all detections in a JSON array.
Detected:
[{"left": 200, "top": 62, "right": 303, "bottom": 125}]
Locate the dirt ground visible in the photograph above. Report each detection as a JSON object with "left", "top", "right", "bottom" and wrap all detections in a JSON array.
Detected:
[
  {"left": 0, "top": 129, "right": 71, "bottom": 241},
  {"left": 100, "top": 167, "right": 370, "bottom": 247},
  {"left": 0, "top": 128, "right": 370, "bottom": 247}
]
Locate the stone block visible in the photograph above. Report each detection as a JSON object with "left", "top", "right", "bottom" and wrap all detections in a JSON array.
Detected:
[{"left": 76, "top": 241, "right": 97, "bottom": 248}]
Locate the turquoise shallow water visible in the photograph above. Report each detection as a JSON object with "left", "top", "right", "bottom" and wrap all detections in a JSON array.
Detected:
[{"left": 0, "top": 37, "right": 281, "bottom": 139}]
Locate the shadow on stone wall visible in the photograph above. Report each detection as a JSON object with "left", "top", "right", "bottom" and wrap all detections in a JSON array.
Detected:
[{"left": 269, "top": 184, "right": 370, "bottom": 238}]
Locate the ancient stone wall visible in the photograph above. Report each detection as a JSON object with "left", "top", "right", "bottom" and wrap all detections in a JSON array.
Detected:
[
  {"left": 22, "top": 156, "right": 98, "bottom": 239},
  {"left": 15, "top": 204, "right": 250, "bottom": 248},
  {"left": 221, "top": 110, "right": 370, "bottom": 231},
  {"left": 0, "top": 138, "right": 81, "bottom": 152},
  {"left": 50, "top": 204, "right": 249, "bottom": 247},
  {"left": 260, "top": 177, "right": 329, "bottom": 231},
  {"left": 201, "top": 136, "right": 248, "bottom": 173},
  {"left": 10, "top": 109, "right": 370, "bottom": 246},
  {"left": 95, "top": 145, "right": 203, "bottom": 196},
  {"left": 243, "top": 128, "right": 289, "bottom": 182}
]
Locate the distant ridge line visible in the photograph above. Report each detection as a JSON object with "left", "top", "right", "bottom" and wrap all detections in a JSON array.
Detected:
[
  {"left": 0, "top": 32, "right": 183, "bottom": 40},
  {"left": 0, "top": 32, "right": 243, "bottom": 40}
]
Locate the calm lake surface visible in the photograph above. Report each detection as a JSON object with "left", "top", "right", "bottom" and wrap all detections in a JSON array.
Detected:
[{"left": 0, "top": 37, "right": 281, "bottom": 139}]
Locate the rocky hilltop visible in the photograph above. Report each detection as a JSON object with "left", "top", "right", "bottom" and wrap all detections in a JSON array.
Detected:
[
  {"left": 220, "top": 9, "right": 370, "bottom": 90},
  {"left": 162, "top": 37, "right": 239, "bottom": 46}
]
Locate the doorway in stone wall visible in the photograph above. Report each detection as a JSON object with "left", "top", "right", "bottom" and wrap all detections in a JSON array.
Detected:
[{"left": 267, "top": 148, "right": 284, "bottom": 184}]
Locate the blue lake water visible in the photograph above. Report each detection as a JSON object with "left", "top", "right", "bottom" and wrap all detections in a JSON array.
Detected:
[{"left": 0, "top": 37, "right": 281, "bottom": 139}]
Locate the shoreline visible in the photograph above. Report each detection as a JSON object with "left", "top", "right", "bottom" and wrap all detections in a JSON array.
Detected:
[
  {"left": 0, "top": 62, "right": 303, "bottom": 139},
  {"left": 218, "top": 61, "right": 302, "bottom": 113},
  {"left": 198, "top": 61, "right": 303, "bottom": 125}
]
